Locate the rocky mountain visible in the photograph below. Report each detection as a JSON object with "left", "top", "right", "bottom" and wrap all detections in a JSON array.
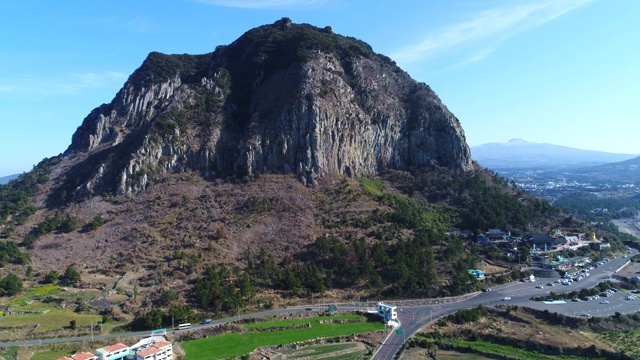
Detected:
[
  {"left": 471, "top": 138, "right": 636, "bottom": 170},
  {"left": 61, "top": 18, "right": 472, "bottom": 202},
  {"left": 0, "top": 19, "right": 585, "bottom": 316}
]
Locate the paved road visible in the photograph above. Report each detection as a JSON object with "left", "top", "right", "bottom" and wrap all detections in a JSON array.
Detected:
[
  {"left": 1, "top": 250, "right": 638, "bottom": 360},
  {"left": 371, "top": 249, "right": 640, "bottom": 360}
]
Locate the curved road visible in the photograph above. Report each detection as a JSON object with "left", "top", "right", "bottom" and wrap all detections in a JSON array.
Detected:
[
  {"left": 372, "top": 249, "right": 640, "bottom": 360},
  {"left": 1, "top": 250, "right": 638, "bottom": 360}
]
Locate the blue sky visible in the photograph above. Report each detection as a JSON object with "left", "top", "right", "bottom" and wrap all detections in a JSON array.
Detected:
[{"left": 1, "top": 0, "right": 638, "bottom": 176}]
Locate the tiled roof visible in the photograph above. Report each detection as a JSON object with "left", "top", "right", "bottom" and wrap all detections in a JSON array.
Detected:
[
  {"left": 72, "top": 352, "right": 97, "bottom": 360},
  {"left": 103, "top": 343, "right": 129, "bottom": 352},
  {"left": 154, "top": 341, "right": 172, "bottom": 349},
  {"left": 136, "top": 347, "right": 160, "bottom": 358}
]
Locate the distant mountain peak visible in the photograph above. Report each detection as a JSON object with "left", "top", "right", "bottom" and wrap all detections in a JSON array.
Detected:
[{"left": 471, "top": 140, "right": 636, "bottom": 169}]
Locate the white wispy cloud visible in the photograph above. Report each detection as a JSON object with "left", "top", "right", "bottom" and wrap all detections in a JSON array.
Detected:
[
  {"left": 124, "top": 16, "right": 154, "bottom": 33},
  {"left": 0, "top": 71, "right": 128, "bottom": 97},
  {"left": 391, "top": 0, "right": 595, "bottom": 66},
  {"left": 84, "top": 15, "right": 154, "bottom": 33},
  {"left": 193, "top": 0, "right": 328, "bottom": 9}
]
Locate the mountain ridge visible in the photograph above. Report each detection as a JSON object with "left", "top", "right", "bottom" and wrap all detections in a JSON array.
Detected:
[
  {"left": 471, "top": 139, "right": 636, "bottom": 169},
  {"left": 565, "top": 154, "right": 640, "bottom": 185},
  {"left": 0, "top": 174, "right": 20, "bottom": 185}
]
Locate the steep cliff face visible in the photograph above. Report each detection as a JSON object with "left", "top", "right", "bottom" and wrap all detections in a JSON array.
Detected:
[{"left": 62, "top": 18, "right": 472, "bottom": 199}]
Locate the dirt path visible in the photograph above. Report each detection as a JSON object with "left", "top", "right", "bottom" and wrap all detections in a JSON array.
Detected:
[{"left": 115, "top": 266, "right": 151, "bottom": 293}]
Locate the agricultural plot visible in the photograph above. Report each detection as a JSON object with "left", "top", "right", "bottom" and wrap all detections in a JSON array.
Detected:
[
  {"left": 279, "top": 343, "right": 367, "bottom": 359},
  {"left": 182, "top": 314, "right": 383, "bottom": 360},
  {"left": 442, "top": 340, "right": 607, "bottom": 360},
  {"left": 243, "top": 314, "right": 364, "bottom": 329},
  {"left": 29, "top": 349, "right": 74, "bottom": 360},
  {"left": 8, "top": 285, "right": 61, "bottom": 305},
  {"left": 0, "top": 285, "right": 104, "bottom": 341},
  {"left": 0, "top": 309, "right": 101, "bottom": 332}
]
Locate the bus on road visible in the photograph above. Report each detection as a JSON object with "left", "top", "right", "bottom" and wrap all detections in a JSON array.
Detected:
[{"left": 177, "top": 323, "right": 192, "bottom": 330}]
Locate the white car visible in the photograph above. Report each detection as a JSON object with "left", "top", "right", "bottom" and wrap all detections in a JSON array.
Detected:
[
  {"left": 600, "top": 300, "right": 610, "bottom": 304},
  {"left": 581, "top": 313, "right": 592, "bottom": 318},
  {"left": 502, "top": 297, "right": 511, "bottom": 301}
]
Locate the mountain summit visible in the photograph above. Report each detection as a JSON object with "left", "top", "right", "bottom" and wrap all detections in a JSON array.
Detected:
[{"left": 63, "top": 18, "right": 472, "bottom": 199}]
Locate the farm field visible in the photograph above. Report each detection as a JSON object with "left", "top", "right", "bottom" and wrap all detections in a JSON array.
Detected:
[
  {"left": 279, "top": 343, "right": 366, "bottom": 359},
  {"left": 408, "top": 306, "right": 640, "bottom": 360},
  {"left": 0, "top": 308, "right": 101, "bottom": 332},
  {"left": 243, "top": 313, "right": 364, "bottom": 329},
  {"left": 181, "top": 314, "right": 384, "bottom": 360},
  {"left": 0, "top": 285, "right": 104, "bottom": 341}
]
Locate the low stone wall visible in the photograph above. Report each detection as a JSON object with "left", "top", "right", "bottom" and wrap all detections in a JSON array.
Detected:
[
  {"left": 248, "top": 330, "right": 382, "bottom": 360},
  {"left": 317, "top": 318, "right": 364, "bottom": 324},
  {"left": 244, "top": 322, "right": 311, "bottom": 333}
]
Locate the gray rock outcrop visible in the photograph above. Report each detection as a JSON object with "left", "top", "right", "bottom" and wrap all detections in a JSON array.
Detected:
[{"left": 60, "top": 19, "right": 472, "bottom": 199}]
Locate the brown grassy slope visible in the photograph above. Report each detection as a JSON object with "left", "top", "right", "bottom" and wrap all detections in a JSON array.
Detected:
[
  {"left": 13, "top": 170, "right": 393, "bottom": 284},
  {"left": 418, "top": 306, "right": 615, "bottom": 354}
]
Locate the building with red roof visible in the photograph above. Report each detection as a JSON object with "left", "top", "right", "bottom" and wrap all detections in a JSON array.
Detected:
[
  {"left": 134, "top": 341, "right": 173, "bottom": 360},
  {"left": 57, "top": 352, "right": 97, "bottom": 360},
  {"left": 96, "top": 343, "right": 129, "bottom": 360}
]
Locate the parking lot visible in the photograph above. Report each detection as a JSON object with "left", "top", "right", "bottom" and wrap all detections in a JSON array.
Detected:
[{"left": 480, "top": 252, "right": 640, "bottom": 318}]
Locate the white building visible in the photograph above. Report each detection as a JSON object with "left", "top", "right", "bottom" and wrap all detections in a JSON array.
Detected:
[
  {"left": 377, "top": 302, "right": 397, "bottom": 321},
  {"left": 135, "top": 341, "right": 173, "bottom": 360},
  {"left": 95, "top": 343, "right": 130, "bottom": 360}
]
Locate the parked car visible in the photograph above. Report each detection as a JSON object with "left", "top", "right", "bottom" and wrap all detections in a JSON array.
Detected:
[
  {"left": 535, "top": 285, "right": 544, "bottom": 289},
  {"left": 600, "top": 300, "right": 610, "bottom": 304},
  {"left": 581, "top": 313, "right": 592, "bottom": 318},
  {"left": 502, "top": 297, "right": 511, "bottom": 301}
]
